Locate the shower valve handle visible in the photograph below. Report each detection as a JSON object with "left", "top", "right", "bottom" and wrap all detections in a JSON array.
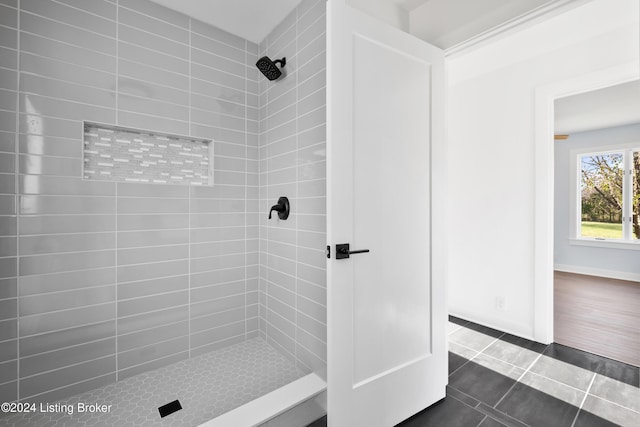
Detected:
[{"left": 268, "top": 196, "right": 290, "bottom": 220}]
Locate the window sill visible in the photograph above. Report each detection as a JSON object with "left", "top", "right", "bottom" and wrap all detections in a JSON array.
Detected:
[{"left": 569, "top": 238, "right": 640, "bottom": 250}]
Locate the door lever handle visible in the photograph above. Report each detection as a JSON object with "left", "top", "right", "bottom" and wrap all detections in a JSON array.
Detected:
[{"left": 335, "top": 243, "right": 369, "bottom": 259}]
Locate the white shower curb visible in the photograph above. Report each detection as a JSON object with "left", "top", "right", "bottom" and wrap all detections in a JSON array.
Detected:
[{"left": 198, "top": 373, "right": 327, "bottom": 427}]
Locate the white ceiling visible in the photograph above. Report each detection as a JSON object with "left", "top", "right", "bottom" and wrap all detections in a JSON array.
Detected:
[
  {"left": 147, "top": 0, "right": 301, "bottom": 44},
  {"left": 149, "top": 0, "right": 558, "bottom": 47},
  {"left": 554, "top": 80, "right": 640, "bottom": 135},
  {"left": 408, "top": 0, "right": 553, "bottom": 49},
  {"left": 388, "top": 0, "right": 431, "bottom": 11}
]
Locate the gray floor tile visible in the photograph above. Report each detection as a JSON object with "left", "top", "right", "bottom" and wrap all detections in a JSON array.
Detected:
[
  {"left": 478, "top": 416, "right": 508, "bottom": 426},
  {"left": 579, "top": 395, "right": 640, "bottom": 427},
  {"left": 449, "top": 327, "right": 501, "bottom": 352},
  {"left": 499, "top": 333, "right": 547, "bottom": 353},
  {"left": 446, "top": 385, "right": 480, "bottom": 408},
  {"left": 448, "top": 321, "right": 463, "bottom": 335},
  {"left": 471, "top": 353, "right": 524, "bottom": 381},
  {"left": 544, "top": 343, "right": 639, "bottom": 387},
  {"left": 449, "top": 351, "right": 469, "bottom": 375},
  {"left": 449, "top": 341, "right": 480, "bottom": 359},
  {"left": 529, "top": 355, "right": 594, "bottom": 391},
  {"left": 463, "top": 322, "right": 504, "bottom": 339},
  {"left": 519, "top": 371, "right": 585, "bottom": 406},
  {"left": 483, "top": 339, "right": 541, "bottom": 369},
  {"left": 588, "top": 373, "right": 640, "bottom": 412},
  {"left": 448, "top": 316, "right": 469, "bottom": 327},
  {"left": 572, "top": 409, "right": 620, "bottom": 427},
  {"left": 475, "top": 403, "right": 529, "bottom": 427},
  {"left": 496, "top": 381, "right": 579, "bottom": 427},
  {"left": 396, "top": 395, "right": 485, "bottom": 427},
  {"left": 449, "top": 356, "right": 521, "bottom": 407}
]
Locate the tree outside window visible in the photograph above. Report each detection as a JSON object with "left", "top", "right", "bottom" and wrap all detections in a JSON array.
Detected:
[{"left": 579, "top": 149, "right": 640, "bottom": 241}]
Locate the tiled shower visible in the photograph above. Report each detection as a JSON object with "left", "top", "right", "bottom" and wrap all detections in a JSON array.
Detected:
[
  {"left": 258, "top": 0, "right": 327, "bottom": 375},
  {"left": 0, "top": 0, "right": 326, "bottom": 416}
]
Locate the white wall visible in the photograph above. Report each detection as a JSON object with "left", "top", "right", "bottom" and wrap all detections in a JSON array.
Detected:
[
  {"left": 446, "top": 0, "right": 639, "bottom": 339},
  {"left": 554, "top": 123, "right": 640, "bottom": 278}
]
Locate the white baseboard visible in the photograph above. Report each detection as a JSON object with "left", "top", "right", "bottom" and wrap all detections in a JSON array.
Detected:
[
  {"left": 448, "top": 311, "right": 537, "bottom": 343},
  {"left": 554, "top": 264, "right": 640, "bottom": 282}
]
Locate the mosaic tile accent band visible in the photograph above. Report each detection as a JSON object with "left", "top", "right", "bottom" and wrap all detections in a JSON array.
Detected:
[{"left": 83, "top": 122, "right": 212, "bottom": 185}]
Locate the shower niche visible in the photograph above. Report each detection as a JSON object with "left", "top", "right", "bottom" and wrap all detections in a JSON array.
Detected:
[{"left": 83, "top": 122, "right": 213, "bottom": 186}]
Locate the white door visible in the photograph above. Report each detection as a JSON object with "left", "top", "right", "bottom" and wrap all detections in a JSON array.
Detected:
[{"left": 326, "top": 1, "right": 447, "bottom": 426}]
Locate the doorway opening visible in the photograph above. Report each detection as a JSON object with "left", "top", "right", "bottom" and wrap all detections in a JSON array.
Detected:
[
  {"left": 533, "top": 61, "right": 639, "bottom": 358},
  {"left": 551, "top": 80, "right": 640, "bottom": 366}
]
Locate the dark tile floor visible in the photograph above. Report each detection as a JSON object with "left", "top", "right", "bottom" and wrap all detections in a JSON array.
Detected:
[{"left": 309, "top": 316, "right": 639, "bottom": 427}]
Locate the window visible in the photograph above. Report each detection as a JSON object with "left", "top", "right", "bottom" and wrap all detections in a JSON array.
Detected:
[{"left": 573, "top": 145, "right": 640, "bottom": 246}]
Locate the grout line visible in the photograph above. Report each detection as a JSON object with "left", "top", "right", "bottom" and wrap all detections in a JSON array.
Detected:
[
  {"left": 18, "top": 372, "right": 114, "bottom": 403},
  {"left": 114, "top": 184, "right": 118, "bottom": 382},
  {"left": 586, "top": 393, "right": 640, "bottom": 415},
  {"left": 448, "top": 333, "right": 504, "bottom": 377},
  {"left": 14, "top": 92, "right": 254, "bottom": 135},
  {"left": 13, "top": 68, "right": 115, "bottom": 92},
  {"left": 111, "top": 0, "right": 120, "bottom": 374},
  {"left": 115, "top": 4, "right": 190, "bottom": 34},
  {"left": 183, "top": 24, "right": 247, "bottom": 54},
  {"left": 493, "top": 351, "right": 544, "bottom": 408},
  {"left": 261, "top": 125, "right": 325, "bottom": 151},
  {"left": 18, "top": 265, "right": 182, "bottom": 282},
  {"left": 20, "top": 9, "right": 118, "bottom": 42},
  {"left": 451, "top": 324, "right": 640, "bottom": 421},
  {"left": 18, "top": 28, "right": 116, "bottom": 60},
  {"left": 263, "top": 85, "right": 325, "bottom": 122},
  {"left": 187, "top": 15, "right": 192, "bottom": 360},
  {"left": 570, "top": 372, "right": 596, "bottom": 427},
  {"left": 190, "top": 305, "right": 246, "bottom": 324},
  {"left": 20, "top": 282, "right": 116, "bottom": 299},
  {"left": 294, "top": 4, "right": 301, "bottom": 368},
  {"left": 19, "top": 354, "right": 116, "bottom": 382},
  {"left": 15, "top": 0, "right": 21, "bottom": 403},
  {"left": 117, "top": 20, "right": 192, "bottom": 50},
  {"left": 190, "top": 73, "right": 260, "bottom": 96},
  {"left": 49, "top": 0, "right": 116, "bottom": 23},
  {"left": 187, "top": 331, "right": 246, "bottom": 354},
  {"left": 261, "top": 35, "right": 268, "bottom": 347},
  {"left": 190, "top": 319, "right": 246, "bottom": 339},
  {"left": 19, "top": 298, "right": 119, "bottom": 319},
  {"left": 115, "top": 1, "right": 119, "bottom": 124},
  {"left": 243, "top": 40, "right": 249, "bottom": 341},
  {"left": 244, "top": 37, "right": 250, "bottom": 342},
  {"left": 447, "top": 323, "right": 463, "bottom": 335},
  {"left": 515, "top": 351, "right": 545, "bottom": 381},
  {"left": 17, "top": 304, "right": 186, "bottom": 341},
  {"left": 261, "top": 141, "right": 325, "bottom": 163},
  {"left": 475, "top": 415, "right": 488, "bottom": 427}
]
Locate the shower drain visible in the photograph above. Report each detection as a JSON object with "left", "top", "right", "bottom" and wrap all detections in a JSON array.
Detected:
[{"left": 158, "top": 399, "right": 182, "bottom": 418}]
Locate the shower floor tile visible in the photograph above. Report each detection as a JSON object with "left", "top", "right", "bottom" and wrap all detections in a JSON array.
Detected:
[{"left": 0, "top": 338, "right": 304, "bottom": 427}]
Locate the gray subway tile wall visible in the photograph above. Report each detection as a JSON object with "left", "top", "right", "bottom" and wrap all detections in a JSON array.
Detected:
[
  {"left": 259, "top": 0, "right": 327, "bottom": 375},
  {"left": 0, "top": 0, "right": 17, "bottom": 405},
  {"left": 0, "top": 0, "right": 273, "bottom": 405}
]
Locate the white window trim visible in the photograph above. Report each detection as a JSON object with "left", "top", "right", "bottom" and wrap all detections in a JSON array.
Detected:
[{"left": 569, "top": 142, "right": 640, "bottom": 249}]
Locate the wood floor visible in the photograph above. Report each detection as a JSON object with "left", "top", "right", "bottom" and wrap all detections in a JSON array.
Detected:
[{"left": 554, "top": 271, "right": 640, "bottom": 367}]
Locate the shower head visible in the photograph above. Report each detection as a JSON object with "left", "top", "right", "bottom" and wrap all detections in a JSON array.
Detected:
[{"left": 256, "top": 56, "right": 286, "bottom": 81}]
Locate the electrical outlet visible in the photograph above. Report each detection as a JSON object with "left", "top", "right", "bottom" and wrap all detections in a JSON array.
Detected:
[{"left": 495, "top": 296, "right": 505, "bottom": 311}]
